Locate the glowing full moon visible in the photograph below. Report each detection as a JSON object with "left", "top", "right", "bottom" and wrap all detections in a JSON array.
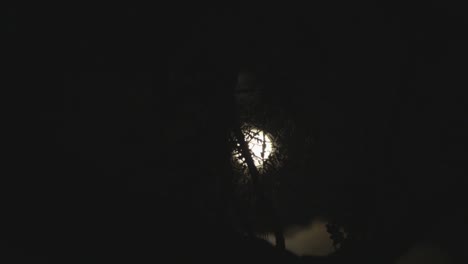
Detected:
[{"left": 236, "top": 127, "right": 273, "bottom": 168}]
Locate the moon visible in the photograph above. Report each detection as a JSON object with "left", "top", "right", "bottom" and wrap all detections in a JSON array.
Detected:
[{"left": 236, "top": 127, "right": 273, "bottom": 168}]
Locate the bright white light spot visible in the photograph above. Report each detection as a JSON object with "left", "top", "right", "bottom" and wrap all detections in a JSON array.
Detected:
[{"left": 236, "top": 127, "right": 273, "bottom": 168}]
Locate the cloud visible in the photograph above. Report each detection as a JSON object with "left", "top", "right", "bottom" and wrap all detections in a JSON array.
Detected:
[{"left": 264, "top": 218, "right": 335, "bottom": 256}]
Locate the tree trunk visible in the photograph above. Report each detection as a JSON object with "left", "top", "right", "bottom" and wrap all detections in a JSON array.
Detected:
[{"left": 233, "top": 125, "right": 285, "bottom": 250}]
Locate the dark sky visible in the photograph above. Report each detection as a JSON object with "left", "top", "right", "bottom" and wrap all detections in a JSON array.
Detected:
[{"left": 4, "top": 3, "right": 467, "bottom": 263}]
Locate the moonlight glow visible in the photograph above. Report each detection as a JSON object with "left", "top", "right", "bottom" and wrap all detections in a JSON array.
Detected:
[{"left": 235, "top": 127, "right": 273, "bottom": 168}]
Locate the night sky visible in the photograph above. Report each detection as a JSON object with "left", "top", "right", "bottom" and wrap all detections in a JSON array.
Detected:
[{"left": 3, "top": 3, "right": 467, "bottom": 263}]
